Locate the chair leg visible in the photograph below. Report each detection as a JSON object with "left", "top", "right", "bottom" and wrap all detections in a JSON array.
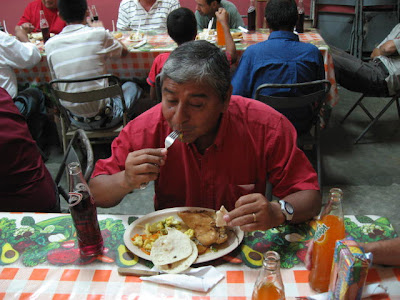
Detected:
[
  {"left": 341, "top": 94, "right": 366, "bottom": 124},
  {"left": 354, "top": 95, "right": 398, "bottom": 144},
  {"left": 396, "top": 97, "right": 400, "bottom": 119}
]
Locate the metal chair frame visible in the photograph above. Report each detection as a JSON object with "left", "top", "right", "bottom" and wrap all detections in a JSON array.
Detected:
[
  {"left": 340, "top": 92, "right": 400, "bottom": 144},
  {"left": 255, "top": 79, "right": 331, "bottom": 188},
  {"left": 49, "top": 74, "right": 128, "bottom": 153}
]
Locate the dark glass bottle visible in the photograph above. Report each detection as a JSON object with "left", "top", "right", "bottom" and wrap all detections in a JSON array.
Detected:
[
  {"left": 296, "top": 0, "right": 304, "bottom": 33},
  {"left": 247, "top": 0, "right": 256, "bottom": 31},
  {"left": 92, "top": 5, "right": 99, "bottom": 21},
  {"left": 68, "top": 162, "right": 103, "bottom": 256},
  {"left": 39, "top": 10, "right": 50, "bottom": 43}
]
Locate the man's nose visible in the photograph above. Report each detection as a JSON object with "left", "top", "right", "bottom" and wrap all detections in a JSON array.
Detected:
[{"left": 173, "top": 103, "right": 189, "bottom": 125}]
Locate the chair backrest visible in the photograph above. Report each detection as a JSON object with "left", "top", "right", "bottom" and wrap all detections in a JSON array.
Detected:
[
  {"left": 54, "top": 129, "right": 94, "bottom": 202},
  {"left": 49, "top": 74, "right": 128, "bottom": 126},
  {"left": 255, "top": 79, "right": 331, "bottom": 125}
]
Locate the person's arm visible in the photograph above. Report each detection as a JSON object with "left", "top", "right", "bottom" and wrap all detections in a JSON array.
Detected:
[
  {"left": 371, "top": 40, "right": 398, "bottom": 58},
  {"left": 89, "top": 148, "right": 167, "bottom": 207},
  {"left": 15, "top": 24, "right": 33, "bottom": 42},
  {"left": 359, "top": 237, "right": 400, "bottom": 266},
  {"left": 216, "top": 8, "right": 237, "bottom": 64},
  {"left": 223, "top": 190, "right": 321, "bottom": 232}
]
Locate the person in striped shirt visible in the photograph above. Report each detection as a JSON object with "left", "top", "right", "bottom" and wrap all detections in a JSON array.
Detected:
[{"left": 117, "top": 0, "right": 181, "bottom": 31}]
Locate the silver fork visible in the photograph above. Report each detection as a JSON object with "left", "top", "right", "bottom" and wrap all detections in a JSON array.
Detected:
[
  {"left": 139, "top": 130, "right": 180, "bottom": 190},
  {"left": 165, "top": 130, "right": 180, "bottom": 149}
]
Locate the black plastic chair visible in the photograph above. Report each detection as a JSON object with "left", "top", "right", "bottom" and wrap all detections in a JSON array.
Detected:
[
  {"left": 340, "top": 92, "right": 400, "bottom": 144},
  {"left": 255, "top": 80, "right": 331, "bottom": 188}
]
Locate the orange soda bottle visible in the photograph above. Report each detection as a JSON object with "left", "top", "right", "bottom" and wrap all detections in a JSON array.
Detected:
[
  {"left": 216, "top": 19, "right": 226, "bottom": 46},
  {"left": 308, "top": 188, "right": 345, "bottom": 293},
  {"left": 252, "top": 251, "right": 285, "bottom": 300}
]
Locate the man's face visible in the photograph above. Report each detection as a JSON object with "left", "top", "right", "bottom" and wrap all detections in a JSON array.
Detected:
[
  {"left": 42, "top": 0, "right": 57, "bottom": 9},
  {"left": 195, "top": 0, "right": 216, "bottom": 17},
  {"left": 161, "top": 77, "right": 230, "bottom": 147}
]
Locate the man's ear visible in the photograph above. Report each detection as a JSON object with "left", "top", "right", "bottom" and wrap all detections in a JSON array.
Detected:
[{"left": 222, "top": 85, "right": 232, "bottom": 112}]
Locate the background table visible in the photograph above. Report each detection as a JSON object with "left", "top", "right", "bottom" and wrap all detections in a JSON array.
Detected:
[
  {"left": 0, "top": 212, "right": 398, "bottom": 299},
  {"left": 15, "top": 29, "right": 338, "bottom": 110}
]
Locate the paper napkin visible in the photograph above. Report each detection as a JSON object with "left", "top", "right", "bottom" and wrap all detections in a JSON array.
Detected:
[
  {"left": 140, "top": 265, "right": 224, "bottom": 292},
  {"left": 305, "top": 283, "right": 388, "bottom": 300}
]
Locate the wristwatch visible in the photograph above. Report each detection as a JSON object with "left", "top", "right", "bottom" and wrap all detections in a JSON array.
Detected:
[{"left": 279, "top": 200, "right": 294, "bottom": 224}]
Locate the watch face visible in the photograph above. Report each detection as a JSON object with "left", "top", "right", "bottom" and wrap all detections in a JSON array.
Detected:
[{"left": 285, "top": 202, "right": 294, "bottom": 215}]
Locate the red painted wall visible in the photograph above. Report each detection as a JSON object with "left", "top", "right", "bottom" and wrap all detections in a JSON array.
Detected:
[{"left": 4, "top": 0, "right": 311, "bottom": 35}]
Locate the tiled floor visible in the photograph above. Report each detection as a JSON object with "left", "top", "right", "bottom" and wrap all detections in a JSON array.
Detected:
[{"left": 45, "top": 87, "right": 400, "bottom": 234}]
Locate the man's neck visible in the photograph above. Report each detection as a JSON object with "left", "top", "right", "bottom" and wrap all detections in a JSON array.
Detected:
[{"left": 140, "top": 0, "right": 157, "bottom": 11}]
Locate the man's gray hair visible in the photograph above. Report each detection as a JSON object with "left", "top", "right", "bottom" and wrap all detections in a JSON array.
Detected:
[{"left": 160, "top": 40, "right": 231, "bottom": 101}]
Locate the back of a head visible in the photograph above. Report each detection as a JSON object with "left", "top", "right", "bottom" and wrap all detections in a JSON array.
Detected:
[
  {"left": 58, "top": 0, "right": 88, "bottom": 24},
  {"left": 161, "top": 40, "right": 230, "bottom": 101},
  {"left": 265, "top": 0, "right": 298, "bottom": 31},
  {"left": 167, "top": 8, "right": 197, "bottom": 45},
  {"left": 206, "top": 0, "right": 221, "bottom": 4}
]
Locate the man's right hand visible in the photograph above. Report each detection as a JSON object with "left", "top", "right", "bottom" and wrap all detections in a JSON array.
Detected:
[
  {"left": 123, "top": 148, "right": 167, "bottom": 190},
  {"left": 20, "top": 22, "right": 35, "bottom": 33}
]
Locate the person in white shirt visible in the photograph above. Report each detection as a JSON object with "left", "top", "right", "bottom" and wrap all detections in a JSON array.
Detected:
[
  {"left": 46, "top": 0, "right": 143, "bottom": 130},
  {"left": 117, "top": 0, "right": 180, "bottom": 31},
  {"left": 0, "top": 30, "right": 48, "bottom": 153}
]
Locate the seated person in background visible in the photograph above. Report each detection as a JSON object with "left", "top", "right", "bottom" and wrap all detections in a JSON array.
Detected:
[
  {"left": 331, "top": 23, "right": 400, "bottom": 97},
  {"left": 0, "top": 29, "right": 48, "bottom": 153},
  {"left": 231, "top": 0, "right": 325, "bottom": 134},
  {"left": 146, "top": 7, "right": 237, "bottom": 102},
  {"left": 0, "top": 88, "right": 58, "bottom": 212},
  {"left": 195, "top": 0, "right": 244, "bottom": 30},
  {"left": 89, "top": 40, "right": 321, "bottom": 232},
  {"left": 359, "top": 237, "right": 400, "bottom": 266},
  {"left": 14, "top": 0, "right": 66, "bottom": 42},
  {"left": 117, "top": 0, "right": 180, "bottom": 31},
  {"left": 45, "top": 0, "right": 143, "bottom": 131}
]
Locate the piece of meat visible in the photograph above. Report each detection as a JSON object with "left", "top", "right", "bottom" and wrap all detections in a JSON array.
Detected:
[{"left": 178, "top": 210, "right": 228, "bottom": 246}]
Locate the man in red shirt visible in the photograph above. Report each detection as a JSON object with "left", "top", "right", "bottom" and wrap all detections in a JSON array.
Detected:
[
  {"left": 0, "top": 88, "right": 58, "bottom": 212},
  {"left": 90, "top": 40, "right": 321, "bottom": 232},
  {"left": 14, "top": 0, "right": 66, "bottom": 42}
]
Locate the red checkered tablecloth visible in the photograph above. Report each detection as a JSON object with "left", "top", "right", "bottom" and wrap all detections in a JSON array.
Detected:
[{"left": 14, "top": 29, "right": 338, "bottom": 109}]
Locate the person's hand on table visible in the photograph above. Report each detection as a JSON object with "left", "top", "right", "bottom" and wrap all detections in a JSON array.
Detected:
[
  {"left": 20, "top": 22, "right": 35, "bottom": 33},
  {"left": 223, "top": 193, "right": 285, "bottom": 232},
  {"left": 122, "top": 148, "right": 167, "bottom": 190}
]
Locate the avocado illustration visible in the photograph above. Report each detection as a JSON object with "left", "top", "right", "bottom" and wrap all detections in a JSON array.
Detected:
[
  {"left": 1, "top": 243, "right": 19, "bottom": 265},
  {"left": 240, "top": 244, "right": 263, "bottom": 268},
  {"left": 116, "top": 245, "right": 138, "bottom": 267}
]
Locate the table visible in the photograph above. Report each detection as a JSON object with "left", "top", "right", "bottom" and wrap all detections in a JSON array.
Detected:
[
  {"left": 15, "top": 29, "right": 338, "bottom": 110},
  {"left": 0, "top": 212, "right": 399, "bottom": 299}
]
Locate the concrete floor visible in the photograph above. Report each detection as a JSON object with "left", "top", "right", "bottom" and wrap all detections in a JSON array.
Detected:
[{"left": 45, "top": 86, "right": 400, "bottom": 234}]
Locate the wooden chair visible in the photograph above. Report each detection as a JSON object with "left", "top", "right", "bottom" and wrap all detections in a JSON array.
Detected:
[
  {"left": 340, "top": 92, "right": 400, "bottom": 144},
  {"left": 49, "top": 74, "right": 128, "bottom": 153},
  {"left": 255, "top": 80, "right": 331, "bottom": 187}
]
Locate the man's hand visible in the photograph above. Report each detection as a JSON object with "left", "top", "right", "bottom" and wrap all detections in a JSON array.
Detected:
[
  {"left": 215, "top": 8, "right": 229, "bottom": 29},
  {"left": 371, "top": 40, "right": 398, "bottom": 59},
  {"left": 122, "top": 148, "right": 167, "bottom": 190},
  {"left": 88, "top": 19, "right": 105, "bottom": 28},
  {"left": 20, "top": 22, "right": 35, "bottom": 33},
  {"left": 223, "top": 193, "right": 285, "bottom": 232}
]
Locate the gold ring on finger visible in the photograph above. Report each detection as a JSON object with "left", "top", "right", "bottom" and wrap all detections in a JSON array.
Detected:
[{"left": 252, "top": 213, "right": 257, "bottom": 223}]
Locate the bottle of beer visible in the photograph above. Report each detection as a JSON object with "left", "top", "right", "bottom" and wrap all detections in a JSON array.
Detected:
[
  {"left": 296, "top": 0, "right": 305, "bottom": 33},
  {"left": 68, "top": 162, "right": 103, "bottom": 257},
  {"left": 39, "top": 10, "right": 50, "bottom": 43},
  {"left": 247, "top": 0, "right": 256, "bottom": 31},
  {"left": 252, "top": 251, "right": 285, "bottom": 300},
  {"left": 308, "top": 188, "right": 346, "bottom": 293}
]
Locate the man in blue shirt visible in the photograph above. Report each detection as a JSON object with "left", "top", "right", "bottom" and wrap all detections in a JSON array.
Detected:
[{"left": 231, "top": 0, "right": 324, "bottom": 133}]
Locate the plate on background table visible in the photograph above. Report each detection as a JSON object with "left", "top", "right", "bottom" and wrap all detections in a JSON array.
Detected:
[{"left": 124, "top": 207, "right": 244, "bottom": 264}]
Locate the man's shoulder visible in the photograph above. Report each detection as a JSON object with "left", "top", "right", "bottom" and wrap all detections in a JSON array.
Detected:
[
  {"left": 161, "top": 0, "right": 180, "bottom": 6},
  {"left": 221, "top": 0, "right": 238, "bottom": 8}
]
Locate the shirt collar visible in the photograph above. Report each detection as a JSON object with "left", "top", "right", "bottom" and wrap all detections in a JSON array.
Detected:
[
  {"left": 60, "top": 24, "right": 87, "bottom": 34},
  {"left": 268, "top": 30, "right": 299, "bottom": 42}
]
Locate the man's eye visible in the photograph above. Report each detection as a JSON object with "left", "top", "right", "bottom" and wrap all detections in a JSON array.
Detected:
[{"left": 190, "top": 103, "right": 203, "bottom": 108}]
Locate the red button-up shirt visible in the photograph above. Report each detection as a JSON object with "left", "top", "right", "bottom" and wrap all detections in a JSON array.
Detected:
[{"left": 92, "top": 96, "right": 319, "bottom": 211}]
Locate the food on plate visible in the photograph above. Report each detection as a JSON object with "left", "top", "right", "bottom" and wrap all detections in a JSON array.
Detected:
[
  {"left": 113, "top": 32, "right": 123, "bottom": 39},
  {"left": 130, "top": 32, "right": 144, "bottom": 41},
  {"left": 231, "top": 31, "right": 243, "bottom": 39},
  {"left": 28, "top": 32, "right": 55, "bottom": 42},
  {"left": 157, "top": 239, "right": 198, "bottom": 274},
  {"left": 178, "top": 209, "right": 228, "bottom": 246},
  {"left": 215, "top": 205, "right": 229, "bottom": 227},
  {"left": 196, "top": 29, "right": 216, "bottom": 41}
]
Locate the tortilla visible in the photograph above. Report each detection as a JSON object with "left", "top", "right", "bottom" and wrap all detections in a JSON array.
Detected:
[
  {"left": 156, "top": 239, "right": 198, "bottom": 274},
  {"left": 150, "top": 228, "right": 192, "bottom": 265},
  {"left": 215, "top": 205, "right": 229, "bottom": 227}
]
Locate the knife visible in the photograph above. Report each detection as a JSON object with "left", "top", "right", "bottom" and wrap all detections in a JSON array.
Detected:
[{"left": 118, "top": 267, "right": 160, "bottom": 276}]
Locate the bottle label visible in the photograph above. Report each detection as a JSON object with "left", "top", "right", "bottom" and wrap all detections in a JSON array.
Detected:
[
  {"left": 68, "top": 192, "right": 83, "bottom": 207},
  {"left": 76, "top": 183, "right": 88, "bottom": 191},
  {"left": 314, "top": 222, "right": 329, "bottom": 242}
]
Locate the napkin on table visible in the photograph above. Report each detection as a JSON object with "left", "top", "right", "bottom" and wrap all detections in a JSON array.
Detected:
[
  {"left": 303, "top": 283, "right": 388, "bottom": 300},
  {"left": 140, "top": 265, "right": 224, "bottom": 292}
]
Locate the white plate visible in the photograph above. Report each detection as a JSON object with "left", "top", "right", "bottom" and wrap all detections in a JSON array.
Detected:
[
  {"left": 124, "top": 207, "right": 244, "bottom": 264},
  {"left": 233, "top": 38, "right": 242, "bottom": 42}
]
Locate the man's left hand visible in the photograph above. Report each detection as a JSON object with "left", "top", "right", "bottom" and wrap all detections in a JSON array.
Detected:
[{"left": 223, "top": 193, "right": 285, "bottom": 232}]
